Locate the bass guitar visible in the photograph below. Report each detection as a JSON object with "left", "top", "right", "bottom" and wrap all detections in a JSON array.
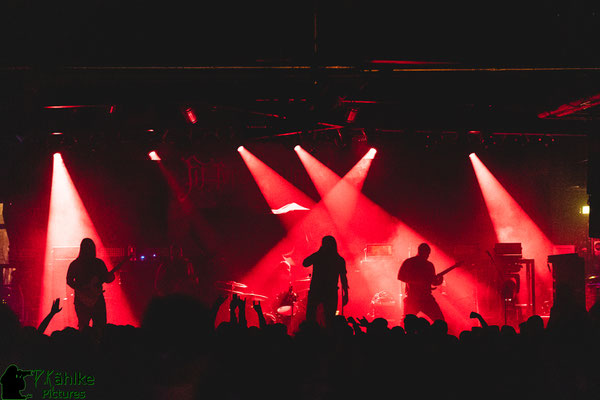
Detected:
[
  {"left": 404, "top": 261, "right": 465, "bottom": 295},
  {"left": 436, "top": 261, "right": 464, "bottom": 278}
]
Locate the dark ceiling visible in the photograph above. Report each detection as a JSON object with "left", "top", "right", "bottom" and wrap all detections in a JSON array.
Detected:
[{"left": 1, "top": 0, "right": 600, "bottom": 151}]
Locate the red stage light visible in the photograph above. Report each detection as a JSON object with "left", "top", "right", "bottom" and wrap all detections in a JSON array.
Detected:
[
  {"left": 237, "top": 146, "right": 244, "bottom": 152},
  {"left": 346, "top": 108, "right": 358, "bottom": 123},
  {"left": 185, "top": 107, "right": 198, "bottom": 124},
  {"left": 295, "top": 146, "right": 341, "bottom": 196},
  {"left": 365, "top": 148, "right": 377, "bottom": 160},
  {"left": 294, "top": 145, "right": 301, "bottom": 152},
  {"left": 148, "top": 151, "right": 161, "bottom": 161},
  {"left": 44, "top": 105, "right": 91, "bottom": 109},
  {"left": 51, "top": 132, "right": 63, "bottom": 136},
  {"left": 238, "top": 146, "right": 316, "bottom": 230}
]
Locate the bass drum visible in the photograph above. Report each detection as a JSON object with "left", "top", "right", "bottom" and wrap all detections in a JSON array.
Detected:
[
  {"left": 274, "top": 290, "right": 298, "bottom": 317},
  {"left": 369, "top": 290, "right": 399, "bottom": 323}
]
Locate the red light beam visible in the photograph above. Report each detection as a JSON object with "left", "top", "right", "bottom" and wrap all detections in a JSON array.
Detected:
[
  {"left": 293, "top": 147, "right": 474, "bottom": 332},
  {"left": 238, "top": 146, "right": 316, "bottom": 229},
  {"left": 469, "top": 153, "right": 554, "bottom": 289},
  {"left": 296, "top": 146, "right": 377, "bottom": 239},
  {"left": 42, "top": 154, "right": 136, "bottom": 331}
]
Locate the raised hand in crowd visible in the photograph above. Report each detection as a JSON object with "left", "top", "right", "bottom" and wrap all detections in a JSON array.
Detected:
[
  {"left": 229, "top": 293, "right": 247, "bottom": 327},
  {"left": 213, "top": 294, "right": 227, "bottom": 309},
  {"left": 357, "top": 316, "right": 370, "bottom": 328},
  {"left": 37, "top": 298, "right": 62, "bottom": 334},
  {"left": 469, "top": 311, "right": 489, "bottom": 328},
  {"left": 347, "top": 316, "right": 365, "bottom": 335},
  {"left": 252, "top": 300, "right": 266, "bottom": 329},
  {"left": 229, "top": 294, "right": 240, "bottom": 324},
  {"left": 237, "top": 296, "right": 247, "bottom": 328}
]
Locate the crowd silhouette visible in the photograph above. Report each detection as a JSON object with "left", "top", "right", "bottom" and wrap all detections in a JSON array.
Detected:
[{"left": 1, "top": 289, "right": 600, "bottom": 400}]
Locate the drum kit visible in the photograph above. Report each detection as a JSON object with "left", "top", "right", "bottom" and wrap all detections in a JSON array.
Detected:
[
  {"left": 215, "top": 276, "right": 311, "bottom": 326},
  {"left": 215, "top": 280, "right": 269, "bottom": 301}
]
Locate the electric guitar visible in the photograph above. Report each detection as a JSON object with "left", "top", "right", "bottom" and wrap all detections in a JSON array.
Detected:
[
  {"left": 405, "top": 261, "right": 465, "bottom": 295},
  {"left": 76, "top": 259, "right": 128, "bottom": 307},
  {"left": 434, "top": 261, "right": 465, "bottom": 282}
]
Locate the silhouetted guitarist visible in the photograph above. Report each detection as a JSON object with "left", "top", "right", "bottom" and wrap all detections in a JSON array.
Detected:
[
  {"left": 66, "top": 238, "right": 124, "bottom": 331},
  {"left": 398, "top": 243, "right": 457, "bottom": 322}
]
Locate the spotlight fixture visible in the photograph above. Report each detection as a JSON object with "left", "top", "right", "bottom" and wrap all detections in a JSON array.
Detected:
[
  {"left": 294, "top": 145, "right": 301, "bottom": 151},
  {"left": 185, "top": 107, "right": 198, "bottom": 124},
  {"left": 365, "top": 148, "right": 377, "bottom": 160},
  {"left": 148, "top": 151, "right": 161, "bottom": 161},
  {"left": 346, "top": 108, "right": 358, "bottom": 123},
  {"left": 237, "top": 146, "right": 245, "bottom": 152}
]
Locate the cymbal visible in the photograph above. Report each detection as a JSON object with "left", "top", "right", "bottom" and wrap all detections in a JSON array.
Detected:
[
  {"left": 241, "top": 293, "right": 269, "bottom": 301},
  {"left": 218, "top": 288, "right": 247, "bottom": 295},
  {"left": 215, "top": 280, "right": 248, "bottom": 289},
  {"left": 217, "top": 288, "right": 269, "bottom": 300}
]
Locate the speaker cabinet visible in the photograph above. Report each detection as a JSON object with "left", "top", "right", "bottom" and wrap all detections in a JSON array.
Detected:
[{"left": 548, "top": 253, "right": 585, "bottom": 309}]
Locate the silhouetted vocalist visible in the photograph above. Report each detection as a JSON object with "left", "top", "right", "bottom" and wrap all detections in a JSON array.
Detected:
[
  {"left": 398, "top": 243, "right": 445, "bottom": 322},
  {"left": 302, "top": 235, "right": 348, "bottom": 327}
]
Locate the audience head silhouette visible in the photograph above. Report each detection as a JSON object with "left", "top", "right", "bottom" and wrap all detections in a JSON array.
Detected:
[{"left": 2, "top": 250, "right": 599, "bottom": 399}]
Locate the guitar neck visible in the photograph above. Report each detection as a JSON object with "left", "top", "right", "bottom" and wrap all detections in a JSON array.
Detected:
[
  {"left": 110, "top": 259, "right": 128, "bottom": 273},
  {"left": 437, "top": 263, "right": 462, "bottom": 277}
]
